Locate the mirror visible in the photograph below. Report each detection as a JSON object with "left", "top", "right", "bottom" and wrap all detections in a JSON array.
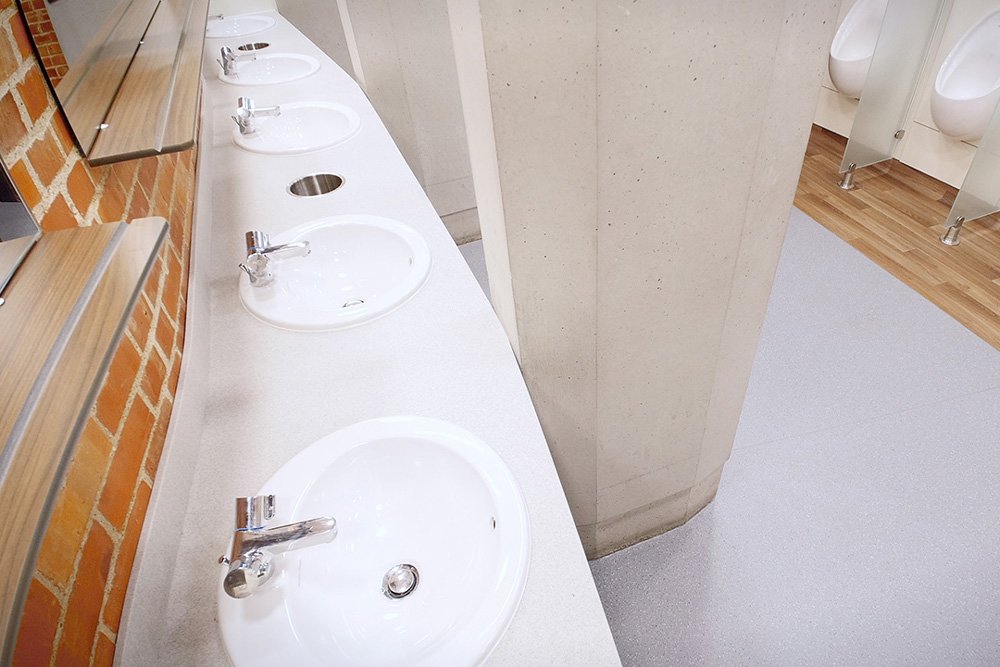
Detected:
[
  {"left": 15, "top": 0, "right": 207, "bottom": 165},
  {"left": 17, "top": 0, "right": 159, "bottom": 157},
  {"left": 0, "top": 157, "right": 41, "bottom": 297}
]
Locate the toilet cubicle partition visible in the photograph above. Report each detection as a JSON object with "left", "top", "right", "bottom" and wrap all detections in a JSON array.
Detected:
[
  {"left": 839, "top": 0, "right": 947, "bottom": 182},
  {"left": 940, "top": 99, "right": 1000, "bottom": 245}
]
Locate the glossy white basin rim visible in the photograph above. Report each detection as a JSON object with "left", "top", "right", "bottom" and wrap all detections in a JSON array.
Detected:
[
  {"left": 239, "top": 215, "right": 431, "bottom": 331},
  {"left": 217, "top": 416, "right": 531, "bottom": 667},
  {"left": 206, "top": 14, "right": 276, "bottom": 39},
  {"left": 218, "top": 53, "right": 321, "bottom": 86},
  {"left": 232, "top": 101, "right": 361, "bottom": 155}
]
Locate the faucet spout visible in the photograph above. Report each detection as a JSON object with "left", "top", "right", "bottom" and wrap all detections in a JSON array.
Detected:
[
  {"left": 262, "top": 241, "right": 310, "bottom": 258},
  {"left": 233, "top": 517, "right": 338, "bottom": 557}
]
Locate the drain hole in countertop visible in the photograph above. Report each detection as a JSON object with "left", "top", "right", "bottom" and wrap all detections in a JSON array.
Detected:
[{"left": 288, "top": 173, "right": 344, "bottom": 197}]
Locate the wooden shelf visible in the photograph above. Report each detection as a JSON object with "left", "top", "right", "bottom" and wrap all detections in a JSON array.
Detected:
[
  {"left": 0, "top": 218, "right": 166, "bottom": 659},
  {"left": 85, "top": 0, "right": 208, "bottom": 165},
  {"left": 56, "top": 0, "right": 160, "bottom": 158},
  {"left": 23, "top": 0, "right": 206, "bottom": 164}
]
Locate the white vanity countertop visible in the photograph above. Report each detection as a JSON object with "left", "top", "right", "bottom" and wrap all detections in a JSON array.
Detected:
[{"left": 118, "top": 10, "right": 621, "bottom": 666}]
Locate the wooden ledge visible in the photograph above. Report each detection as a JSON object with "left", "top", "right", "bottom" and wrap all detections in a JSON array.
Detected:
[
  {"left": 0, "top": 218, "right": 166, "bottom": 660},
  {"left": 86, "top": 0, "right": 209, "bottom": 165}
]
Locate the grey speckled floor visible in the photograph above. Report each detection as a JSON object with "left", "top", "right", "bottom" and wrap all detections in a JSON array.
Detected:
[
  {"left": 590, "top": 209, "right": 1000, "bottom": 666},
  {"left": 458, "top": 239, "right": 490, "bottom": 299}
]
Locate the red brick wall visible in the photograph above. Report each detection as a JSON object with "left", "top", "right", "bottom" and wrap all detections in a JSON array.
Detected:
[
  {"left": 0, "top": 1, "right": 196, "bottom": 665},
  {"left": 16, "top": 0, "right": 66, "bottom": 85}
]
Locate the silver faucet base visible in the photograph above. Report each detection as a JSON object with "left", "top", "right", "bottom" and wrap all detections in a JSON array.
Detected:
[
  {"left": 239, "top": 230, "right": 310, "bottom": 286},
  {"left": 233, "top": 96, "right": 281, "bottom": 135}
]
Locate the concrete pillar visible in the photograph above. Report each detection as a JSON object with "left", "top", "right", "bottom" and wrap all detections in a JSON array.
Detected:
[{"left": 449, "top": 0, "right": 839, "bottom": 557}]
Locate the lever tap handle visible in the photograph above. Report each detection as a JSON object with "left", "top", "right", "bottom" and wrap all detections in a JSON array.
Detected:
[
  {"left": 245, "top": 230, "right": 269, "bottom": 255},
  {"left": 237, "top": 95, "right": 254, "bottom": 115},
  {"left": 235, "top": 494, "right": 275, "bottom": 529}
]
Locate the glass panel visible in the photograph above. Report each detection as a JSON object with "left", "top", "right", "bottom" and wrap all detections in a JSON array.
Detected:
[
  {"left": 948, "top": 99, "right": 1000, "bottom": 225},
  {"left": 841, "top": 0, "right": 947, "bottom": 172}
]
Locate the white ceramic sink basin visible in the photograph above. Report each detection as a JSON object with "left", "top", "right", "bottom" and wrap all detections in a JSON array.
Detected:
[
  {"left": 232, "top": 101, "right": 361, "bottom": 155},
  {"left": 206, "top": 14, "right": 275, "bottom": 39},
  {"left": 218, "top": 53, "right": 320, "bottom": 86},
  {"left": 218, "top": 416, "right": 530, "bottom": 667},
  {"left": 239, "top": 215, "right": 431, "bottom": 330}
]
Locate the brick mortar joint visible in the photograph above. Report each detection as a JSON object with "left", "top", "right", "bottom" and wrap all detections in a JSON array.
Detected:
[
  {"left": 32, "top": 572, "right": 66, "bottom": 607},
  {"left": 33, "top": 150, "right": 89, "bottom": 225},
  {"left": 0, "top": 58, "right": 41, "bottom": 130},
  {"left": 96, "top": 621, "right": 117, "bottom": 645},
  {"left": 42, "top": 434, "right": 144, "bottom": 659},
  {"left": 44, "top": 508, "right": 104, "bottom": 665}
]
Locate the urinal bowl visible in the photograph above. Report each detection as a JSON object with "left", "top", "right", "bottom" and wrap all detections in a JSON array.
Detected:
[
  {"left": 930, "top": 9, "right": 1000, "bottom": 142},
  {"left": 828, "top": 0, "right": 890, "bottom": 98},
  {"left": 829, "top": 55, "right": 874, "bottom": 99},
  {"left": 930, "top": 87, "right": 1000, "bottom": 142}
]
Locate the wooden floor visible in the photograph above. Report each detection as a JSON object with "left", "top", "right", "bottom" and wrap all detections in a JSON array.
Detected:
[{"left": 794, "top": 126, "right": 1000, "bottom": 351}]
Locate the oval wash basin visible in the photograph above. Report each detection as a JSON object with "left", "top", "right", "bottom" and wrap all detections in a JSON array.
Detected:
[
  {"left": 233, "top": 101, "right": 361, "bottom": 155},
  {"left": 207, "top": 14, "right": 275, "bottom": 39},
  {"left": 218, "top": 416, "right": 530, "bottom": 667},
  {"left": 239, "top": 215, "right": 431, "bottom": 331},
  {"left": 218, "top": 53, "right": 320, "bottom": 86}
]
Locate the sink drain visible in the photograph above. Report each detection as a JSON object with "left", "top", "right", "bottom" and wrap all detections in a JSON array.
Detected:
[
  {"left": 343, "top": 298, "right": 365, "bottom": 308},
  {"left": 382, "top": 563, "right": 419, "bottom": 599}
]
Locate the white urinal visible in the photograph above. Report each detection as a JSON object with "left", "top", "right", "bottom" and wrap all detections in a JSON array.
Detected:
[
  {"left": 829, "top": 0, "right": 890, "bottom": 98},
  {"left": 930, "top": 9, "right": 1000, "bottom": 141}
]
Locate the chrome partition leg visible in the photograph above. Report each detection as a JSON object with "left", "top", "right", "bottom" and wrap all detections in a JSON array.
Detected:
[
  {"left": 940, "top": 216, "right": 965, "bottom": 246},
  {"left": 838, "top": 163, "right": 858, "bottom": 190}
]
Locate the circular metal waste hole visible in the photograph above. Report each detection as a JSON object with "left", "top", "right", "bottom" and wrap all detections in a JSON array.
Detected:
[
  {"left": 382, "top": 564, "right": 419, "bottom": 599},
  {"left": 342, "top": 298, "right": 365, "bottom": 308},
  {"left": 288, "top": 173, "right": 344, "bottom": 198},
  {"left": 237, "top": 42, "right": 270, "bottom": 51}
]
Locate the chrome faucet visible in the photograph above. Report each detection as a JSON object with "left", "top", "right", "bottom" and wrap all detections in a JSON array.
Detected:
[
  {"left": 238, "top": 230, "right": 310, "bottom": 287},
  {"left": 217, "top": 46, "right": 256, "bottom": 77},
  {"left": 232, "top": 96, "right": 281, "bottom": 135},
  {"left": 222, "top": 494, "right": 337, "bottom": 599}
]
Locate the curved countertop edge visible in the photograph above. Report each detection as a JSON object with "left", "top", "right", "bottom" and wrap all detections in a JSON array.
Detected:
[{"left": 116, "top": 9, "right": 621, "bottom": 667}]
